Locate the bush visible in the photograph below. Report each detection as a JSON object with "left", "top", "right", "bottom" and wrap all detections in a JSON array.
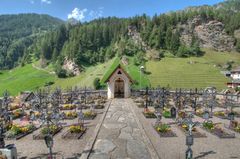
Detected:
[
  {"left": 44, "top": 81, "right": 55, "bottom": 86},
  {"left": 93, "top": 78, "right": 101, "bottom": 90},
  {"left": 56, "top": 68, "right": 67, "bottom": 78}
]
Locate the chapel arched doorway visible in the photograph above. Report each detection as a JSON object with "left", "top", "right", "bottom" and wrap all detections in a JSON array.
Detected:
[{"left": 114, "top": 78, "right": 124, "bottom": 98}]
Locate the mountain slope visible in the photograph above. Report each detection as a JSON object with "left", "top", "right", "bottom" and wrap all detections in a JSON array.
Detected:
[{"left": 0, "top": 13, "right": 64, "bottom": 69}]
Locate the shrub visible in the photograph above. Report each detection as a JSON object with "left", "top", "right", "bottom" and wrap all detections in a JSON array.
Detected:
[
  {"left": 93, "top": 78, "right": 101, "bottom": 90},
  {"left": 56, "top": 68, "right": 67, "bottom": 78},
  {"left": 44, "top": 81, "right": 55, "bottom": 86}
]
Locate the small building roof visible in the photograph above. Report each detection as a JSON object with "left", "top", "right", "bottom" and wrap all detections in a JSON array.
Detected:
[{"left": 102, "top": 58, "right": 134, "bottom": 83}]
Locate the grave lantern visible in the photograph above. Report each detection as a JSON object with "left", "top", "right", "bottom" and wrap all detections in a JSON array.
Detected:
[
  {"left": 228, "top": 112, "right": 235, "bottom": 121},
  {"left": 186, "top": 135, "right": 193, "bottom": 146},
  {"left": 170, "top": 107, "right": 177, "bottom": 118},
  {"left": 203, "top": 110, "right": 209, "bottom": 120},
  {"left": 44, "top": 135, "right": 53, "bottom": 148}
]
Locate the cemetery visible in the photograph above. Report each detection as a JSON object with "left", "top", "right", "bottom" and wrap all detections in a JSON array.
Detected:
[{"left": 0, "top": 84, "right": 239, "bottom": 159}]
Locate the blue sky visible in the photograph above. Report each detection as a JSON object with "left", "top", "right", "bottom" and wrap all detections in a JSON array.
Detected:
[{"left": 0, "top": 0, "right": 225, "bottom": 21}]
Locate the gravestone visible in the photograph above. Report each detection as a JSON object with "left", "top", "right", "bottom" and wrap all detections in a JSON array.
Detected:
[
  {"left": 170, "top": 107, "right": 177, "bottom": 118},
  {"left": 203, "top": 111, "right": 209, "bottom": 120}
]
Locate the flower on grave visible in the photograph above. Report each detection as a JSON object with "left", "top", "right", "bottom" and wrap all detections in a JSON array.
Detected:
[
  {"left": 8, "top": 124, "right": 35, "bottom": 136},
  {"left": 84, "top": 111, "right": 96, "bottom": 117},
  {"left": 163, "top": 110, "right": 171, "bottom": 118},
  {"left": 63, "top": 104, "right": 76, "bottom": 109},
  {"left": 196, "top": 109, "right": 203, "bottom": 115},
  {"left": 203, "top": 121, "right": 214, "bottom": 130},
  {"left": 234, "top": 126, "right": 240, "bottom": 132},
  {"left": 9, "top": 104, "right": 20, "bottom": 111},
  {"left": 41, "top": 125, "right": 58, "bottom": 135},
  {"left": 13, "top": 109, "right": 23, "bottom": 117},
  {"left": 214, "top": 111, "right": 225, "bottom": 116},
  {"left": 182, "top": 124, "right": 188, "bottom": 129},
  {"left": 156, "top": 123, "right": 171, "bottom": 133},
  {"left": 65, "top": 112, "right": 77, "bottom": 117},
  {"left": 69, "top": 125, "right": 84, "bottom": 133}
]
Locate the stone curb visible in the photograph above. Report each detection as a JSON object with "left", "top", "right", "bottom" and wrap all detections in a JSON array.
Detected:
[
  {"left": 79, "top": 100, "right": 112, "bottom": 159},
  {"left": 129, "top": 99, "right": 161, "bottom": 159}
]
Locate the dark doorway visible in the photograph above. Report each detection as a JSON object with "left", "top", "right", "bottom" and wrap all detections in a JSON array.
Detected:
[{"left": 114, "top": 78, "right": 124, "bottom": 98}]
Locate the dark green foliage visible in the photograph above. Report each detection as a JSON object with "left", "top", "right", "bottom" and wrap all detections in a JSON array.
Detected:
[
  {"left": 93, "top": 78, "right": 101, "bottom": 90},
  {"left": 236, "top": 87, "right": 240, "bottom": 92},
  {"left": 236, "top": 39, "right": 240, "bottom": 53},
  {"left": 56, "top": 68, "right": 67, "bottom": 78},
  {"left": 2, "top": 0, "right": 240, "bottom": 70},
  {"left": 134, "top": 51, "right": 145, "bottom": 66},
  {"left": 44, "top": 81, "right": 55, "bottom": 87},
  {"left": 0, "top": 14, "right": 63, "bottom": 69}
]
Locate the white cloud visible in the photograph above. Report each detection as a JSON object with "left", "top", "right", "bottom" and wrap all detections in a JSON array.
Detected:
[
  {"left": 89, "top": 7, "right": 104, "bottom": 19},
  {"left": 41, "top": 0, "right": 51, "bottom": 4},
  {"left": 68, "top": 8, "right": 88, "bottom": 21}
]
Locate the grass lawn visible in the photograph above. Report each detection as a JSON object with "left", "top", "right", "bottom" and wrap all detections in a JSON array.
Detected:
[
  {"left": 146, "top": 49, "right": 240, "bottom": 90},
  {"left": 52, "top": 59, "right": 115, "bottom": 89},
  {"left": 0, "top": 64, "right": 56, "bottom": 96}
]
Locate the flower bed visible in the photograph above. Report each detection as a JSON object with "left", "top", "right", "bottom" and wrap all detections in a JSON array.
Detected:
[
  {"left": 202, "top": 121, "right": 235, "bottom": 138},
  {"left": 11, "top": 109, "right": 25, "bottom": 120},
  {"left": 63, "top": 112, "right": 77, "bottom": 120},
  {"left": 9, "top": 104, "right": 21, "bottom": 111},
  {"left": 178, "top": 111, "right": 186, "bottom": 119},
  {"left": 33, "top": 125, "right": 62, "bottom": 140},
  {"left": 213, "top": 111, "right": 228, "bottom": 119},
  {"left": 62, "top": 124, "right": 87, "bottom": 139},
  {"left": 6, "top": 124, "right": 37, "bottom": 140},
  {"left": 229, "top": 121, "right": 240, "bottom": 133},
  {"left": 143, "top": 110, "right": 156, "bottom": 118},
  {"left": 83, "top": 111, "right": 97, "bottom": 120},
  {"left": 163, "top": 110, "right": 171, "bottom": 118},
  {"left": 195, "top": 109, "right": 207, "bottom": 118},
  {"left": 154, "top": 123, "right": 176, "bottom": 137},
  {"left": 178, "top": 123, "right": 206, "bottom": 138},
  {"left": 60, "top": 104, "right": 76, "bottom": 110}
]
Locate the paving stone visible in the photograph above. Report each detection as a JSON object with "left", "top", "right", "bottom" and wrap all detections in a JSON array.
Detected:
[
  {"left": 93, "top": 139, "right": 116, "bottom": 154},
  {"left": 119, "top": 131, "right": 133, "bottom": 140},
  {"left": 127, "top": 139, "right": 151, "bottom": 159},
  {"left": 103, "top": 123, "right": 126, "bottom": 129},
  {"left": 122, "top": 126, "right": 133, "bottom": 134},
  {"left": 89, "top": 153, "right": 110, "bottom": 159},
  {"left": 90, "top": 99, "right": 152, "bottom": 159}
]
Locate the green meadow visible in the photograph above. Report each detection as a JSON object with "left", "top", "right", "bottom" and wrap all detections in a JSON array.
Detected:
[{"left": 1, "top": 49, "right": 239, "bottom": 96}]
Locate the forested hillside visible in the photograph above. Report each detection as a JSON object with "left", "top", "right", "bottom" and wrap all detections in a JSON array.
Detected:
[
  {"left": 0, "top": 14, "right": 63, "bottom": 69},
  {"left": 1, "top": 0, "right": 240, "bottom": 73}
]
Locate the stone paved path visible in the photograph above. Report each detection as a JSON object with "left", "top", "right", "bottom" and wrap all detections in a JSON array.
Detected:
[{"left": 89, "top": 99, "right": 156, "bottom": 159}]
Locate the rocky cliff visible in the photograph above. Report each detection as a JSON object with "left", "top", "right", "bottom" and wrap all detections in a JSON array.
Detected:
[
  {"left": 179, "top": 17, "right": 235, "bottom": 52},
  {"left": 62, "top": 58, "right": 81, "bottom": 76}
]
